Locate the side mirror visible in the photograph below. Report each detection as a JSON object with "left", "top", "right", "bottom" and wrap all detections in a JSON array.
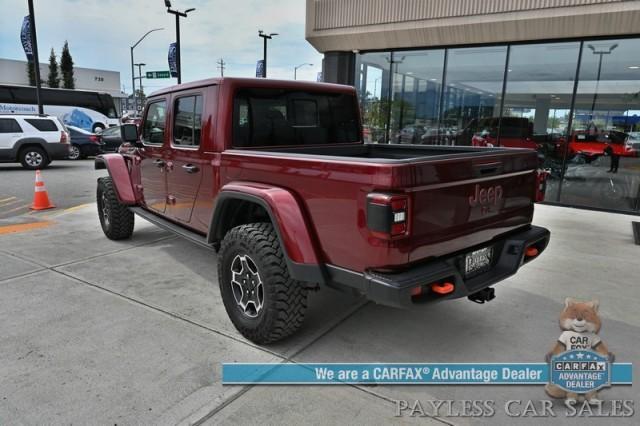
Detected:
[{"left": 120, "top": 123, "right": 139, "bottom": 144}]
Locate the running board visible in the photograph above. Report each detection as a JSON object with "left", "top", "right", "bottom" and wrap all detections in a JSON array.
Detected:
[{"left": 129, "top": 207, "right": 214, "bottom": 251}]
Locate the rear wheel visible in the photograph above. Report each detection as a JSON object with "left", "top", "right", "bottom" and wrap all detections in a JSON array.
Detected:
[
  {"left": 97, "top": 177, "right": 134, "bottom": 240},
  {"left": 218, "top": 223, "right": 308, "bottom": 344},
  {"left": 19, "top": 146, "right": 49, "bottom": 169},
  {"left": 68, "top": 144, "right": 81, "bottom": 160}
]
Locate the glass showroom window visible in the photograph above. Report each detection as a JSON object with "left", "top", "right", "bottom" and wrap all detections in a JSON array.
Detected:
[
  {"left": 355, "top": 52, "right": 391, "bottom": 143},
  {"left": 560, "top": 39, "right": 640, "bottom": 212},
  {"left": 389, "top": 49, "right": 445, "bottom": 144},
  {"left": 501, "top": 42, "right": 581, "bottom": 202},
  {"left": 441, "top": 46, "right": 507, "bottom": 146}
]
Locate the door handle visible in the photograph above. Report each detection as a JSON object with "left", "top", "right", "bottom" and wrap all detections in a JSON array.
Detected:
[
  {"left": 153, "top": 159, "right": 165, "bottom": 168},
  {"left": 182, "top": 164, "right": 199, "bottom": 174}
]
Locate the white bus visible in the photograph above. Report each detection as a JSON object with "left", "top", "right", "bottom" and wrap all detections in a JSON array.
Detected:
[{"left": 0, "top": 84, "right": 119, "bottom": 133}]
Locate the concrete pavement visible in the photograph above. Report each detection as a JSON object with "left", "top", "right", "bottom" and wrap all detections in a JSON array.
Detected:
[{"left": 0, "top": 203, "right": 638, "bottom": 424}]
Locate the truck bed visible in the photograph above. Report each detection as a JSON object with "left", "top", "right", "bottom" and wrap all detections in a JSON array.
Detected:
[{"left": 221, "top": 143, "right": 539, "bottom": 272}]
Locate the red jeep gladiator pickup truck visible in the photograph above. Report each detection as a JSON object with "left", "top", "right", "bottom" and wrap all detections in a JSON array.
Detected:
[{"left": 95, "top": 77, "right": 549, "bottom": 344}]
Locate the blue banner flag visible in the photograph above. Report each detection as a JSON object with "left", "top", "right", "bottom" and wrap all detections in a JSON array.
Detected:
[
  {"left": 255, "top": 60, "right": 265, "bottom": 78},
  {"left": 20, "top": 16, "right": 33, "bottom": 61},
  {"left": 168, "top": 43, "right": 178, "bottom": 77},
  {"left": 222, "top": 362, "right": 633, "bottom": 385}
]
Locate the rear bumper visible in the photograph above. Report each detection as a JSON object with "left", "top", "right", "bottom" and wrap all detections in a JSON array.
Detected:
[
  {"left": 45, "top": 143, "right": 71, "bottom": 160},
  {"left": 326, "top": 225, "right": 550, "bottom": 308}
]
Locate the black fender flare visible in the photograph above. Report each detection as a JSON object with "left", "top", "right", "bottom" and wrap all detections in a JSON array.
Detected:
[{"left": 209, "top": 190, "right": 326, "bottom": 286}]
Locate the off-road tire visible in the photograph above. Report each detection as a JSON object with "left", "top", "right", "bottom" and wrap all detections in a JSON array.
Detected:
[
  {"left": 19, "top": 146, "right": 49, "bottom": 169},
  {"left": 97, "top": 176, "right": 134, "bottom": 240},
  {"left": 218, "top": 223, "right": 308, "bottom": 344}
]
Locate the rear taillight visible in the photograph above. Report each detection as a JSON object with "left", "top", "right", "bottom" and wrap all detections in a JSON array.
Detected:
[
  {"left": 89, "top": 135, "right": 101, "bottom": 144},
  {"left": 535, "top": 169, "right": 549, "bottom": 202},
  {"left": 366, "top": 193, "right": 409, "bottom": 239},
  {"left": 60, "top": 131, "right": 68, "bottom": 144}
]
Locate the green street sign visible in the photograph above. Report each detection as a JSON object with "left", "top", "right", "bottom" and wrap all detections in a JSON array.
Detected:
[{"left": 146, "top": 71, "right": 171, "bottom": 79}]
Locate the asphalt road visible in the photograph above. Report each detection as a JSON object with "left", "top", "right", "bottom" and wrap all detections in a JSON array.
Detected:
[{"left": 0, "top": 159, "right": 107, "bottom": 219}]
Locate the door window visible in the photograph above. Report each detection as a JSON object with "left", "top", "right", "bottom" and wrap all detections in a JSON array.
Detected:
[
  {"left": 173, "top": 95, "right": 203, "bottom": 147},
  {"left": 142, "top": 100, "right": 167, "bottom": 145}
]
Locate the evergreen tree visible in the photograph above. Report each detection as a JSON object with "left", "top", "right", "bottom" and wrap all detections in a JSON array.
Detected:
[
  {"left": 60, "top": 40, "right": 75, "bottom": 89},
  {"left": 47, "top": 48, "right": 60, "bottom": 88},
  {"left": 26, "top": 60, "right": 36, "bottom": 86}
]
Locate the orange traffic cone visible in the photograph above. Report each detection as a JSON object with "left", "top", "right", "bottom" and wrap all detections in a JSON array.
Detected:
[{"left": 30, "top": 170, "right": 55, "bottom": 210}]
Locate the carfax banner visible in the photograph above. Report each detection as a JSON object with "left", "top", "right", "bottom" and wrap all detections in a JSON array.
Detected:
[{"left": 223, "top": 362, "right": 632, "bottom": 385}]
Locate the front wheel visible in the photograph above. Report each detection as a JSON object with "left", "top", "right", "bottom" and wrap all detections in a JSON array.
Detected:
[
  {"left": 218, "top": 223, "right": 308, "bottom": 344},
  {"left": 97, "top": 177, "right": 134, "bottom": 240}
]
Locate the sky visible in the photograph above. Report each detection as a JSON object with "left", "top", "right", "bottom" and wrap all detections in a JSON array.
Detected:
[{"left": 0, "top": 0, "right": 323, "bottom": 94}]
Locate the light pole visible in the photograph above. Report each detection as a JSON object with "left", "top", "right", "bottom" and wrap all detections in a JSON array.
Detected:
[
  {"left": 134, "top": 63, "right": 146, "bottom": 110},
  {"left": 258, "top": 30, "right": 278, "bottom": 78},
  {"left": 165, "top": 0, "right": 195, "bottom": 84},
  {"left": 131, "top": 28, "right": 163, "bottom": 113},
  {"left": 294, "top": 63, "right": 313, "bottom": 80},
  {"left": 587, "top": 43, "right": 618, "bottom": 117}
]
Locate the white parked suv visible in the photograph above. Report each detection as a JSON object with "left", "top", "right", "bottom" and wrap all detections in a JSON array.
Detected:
[{"left": 0, "top": 114, "right": 71, "bottom": 169}]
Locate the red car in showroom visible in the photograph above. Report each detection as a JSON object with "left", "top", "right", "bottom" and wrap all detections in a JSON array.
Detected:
[{"left": 563, "top": 130, "right": 639, "bottom": 161}]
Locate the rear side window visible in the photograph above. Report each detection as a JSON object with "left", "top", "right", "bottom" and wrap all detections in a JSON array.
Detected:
[
  {"left": 173, "top": 95, "right": 203, "bottom": 147},
  {"left": 142, "top": 100, "right": 167, "bottom": 144},
  {"left": 25, "top": 118, "right": 58, "bottom": 132},
  {"left": 232, "top": 88, "right": 359, "bottom": 147},
  {"left": 0, "top": 118, "right": 22, "bottom": 133}
]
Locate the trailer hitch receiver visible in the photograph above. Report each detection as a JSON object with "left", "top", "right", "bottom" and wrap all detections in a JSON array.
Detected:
[{"left": 468, "top": 287, "right": 496, "bottom": 304}]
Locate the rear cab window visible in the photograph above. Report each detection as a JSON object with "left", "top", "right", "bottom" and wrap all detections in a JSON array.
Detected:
[
  {"left": 232, "top": 88, "right": 360, "bottom": 148},
  {"left": 0, "top": 118, "right": 22, "bottom": 133},
  {"left": 24, "top": 118, "right": 59, "bottom": 132},
  {"left": 142, "top": 100, "right": 167, "bottom": 145}
]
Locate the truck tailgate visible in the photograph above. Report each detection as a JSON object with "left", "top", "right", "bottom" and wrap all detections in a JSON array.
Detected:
[{"left": 396, "top": 151, "right": 537, "bottom": 263}]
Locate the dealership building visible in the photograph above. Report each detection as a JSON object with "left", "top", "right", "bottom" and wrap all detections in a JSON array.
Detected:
[{"left": 306, "top": 0, "right": 640, "bottom": 214}]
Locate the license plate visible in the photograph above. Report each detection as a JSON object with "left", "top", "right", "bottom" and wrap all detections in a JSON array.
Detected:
[{"left": 464, "top": 246, "right": 493, "bottom": 276}]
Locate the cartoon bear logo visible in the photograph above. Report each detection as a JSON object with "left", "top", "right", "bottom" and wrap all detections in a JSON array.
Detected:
[{"left": 545, "top": 298, "right": 614, "bottom": 405}]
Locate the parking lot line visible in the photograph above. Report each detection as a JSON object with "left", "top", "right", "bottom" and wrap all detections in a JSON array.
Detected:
[
  {"left": 64, "top": 203, "right": 92, "bottom": 213},
  {"left": 0, "top": 221, "right": 53, "bottom": 235},
  {"left": 0, "top": 198, "right": 19, "bottom": 208},
  {"left": 40, "top": 203, "right": 90, "bottom": 219},
  {"left": 0, "top": 203, "right": 31, "bottom": 217}
]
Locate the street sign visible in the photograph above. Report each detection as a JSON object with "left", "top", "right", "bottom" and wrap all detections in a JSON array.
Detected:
[{"left": 146, "top": 71, "right": 171, "bottom": 79}]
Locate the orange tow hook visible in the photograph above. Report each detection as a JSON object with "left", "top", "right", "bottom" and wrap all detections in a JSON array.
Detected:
[
  {"left": 525, "top": 246, "right": 539, "bottom": 258},
  {"left": 431, "top": 282, "right": 455, "bottom": 295}
]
